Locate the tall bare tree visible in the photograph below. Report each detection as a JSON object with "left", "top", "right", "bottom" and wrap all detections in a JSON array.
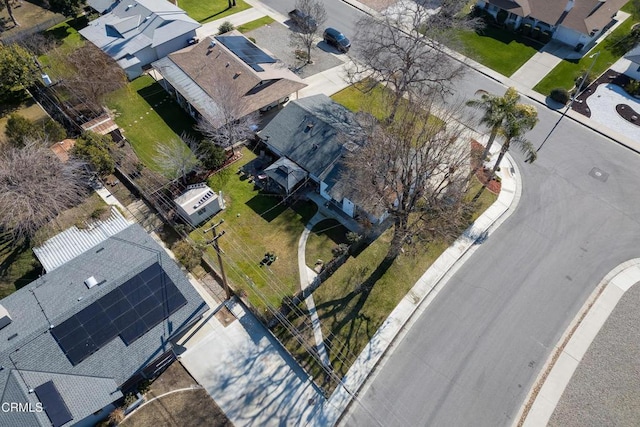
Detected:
[
  {"left": 153, "top": 136, "right": 200, "bottom": 183},
  {"left": 342, "top": 98, "right": 474, "bottom": 263},
  {"left": 288, "top": 0, "right": 326, "bottom": 64},
  {"left": 348, "top": 0, "right": 480, "bottom": 122},
  {"left": 62, "top": 44, "right": 127, "bottom": 109},
  {"left": 194, "top": 83, "right": 259, "bottom": 156},
  {"left": 0, "top": 141, "right": 89, "bottom": 242},
  {"left": 1, "top": 0, "right": 19, "bottom": 27}
]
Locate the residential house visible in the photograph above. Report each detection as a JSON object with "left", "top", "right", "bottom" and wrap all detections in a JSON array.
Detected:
[
  {"left": 477, "top": 0, "right": 627, "bottom": 50},
  {"left": 258, "top": 94, "right": 386, "bottom": 224},
  {"left": 152, "top": 32, "right": 307, "bottom": 128},
  {"left": 0, "top": 221, "right": 208, "bottom": 427},
  {"left": 79, "top": 0, "right": 200, "bottom": 79},
  {"left": 174, "top": 183, "right": 225, "bottom": 226}
]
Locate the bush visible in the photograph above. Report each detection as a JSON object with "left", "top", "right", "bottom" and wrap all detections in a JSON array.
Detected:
[
  {"left": 575, "top": 70, "right": 595, "bottom": 90},
  {"left": 108, "top": 408, "right": 125, "bottom": 426},
  {"left": 550, "top": 88, "right": 571, "bottom": 105},
  {"left": 624, "top": 79, "right": 640, "bottom": 96},
  {"left": 218, "top": 21, "right": 234, "bottom": 34},
  {"left": 346, "top": 231, "right": 362, "bottom": 244},
  {"left": 496, "top": 10, "right": 508, "bottom": 25},
  {"left": 73, "top": 131, "right": 115, "bottom": 176},
  {"left": 248, "top": 37, "right": 257, "bottom": 44},
  {"left": 331, "top": 243, "right": 349, "bottom": 258},
  {"left": 5, "top": 114, "right": 67, "bottom": 147},
  {"left": 171, "top": 240, "right": 203, "bottom": 270},
  {"left": 123, "top": 393, "right": 137, "bottom": 408}
]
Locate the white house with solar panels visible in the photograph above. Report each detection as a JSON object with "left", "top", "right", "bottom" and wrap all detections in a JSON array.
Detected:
[{"left": 174, "top": 183, "right": 225, "bottom": 226}]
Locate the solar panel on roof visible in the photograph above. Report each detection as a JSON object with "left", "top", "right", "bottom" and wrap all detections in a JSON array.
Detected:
[
  {"left": 50, "top": 262, "right": 188, "bottom": 365},
  {"left": 34, "top": 381, "right": 73, "bottom": 427},
  {"left": 216, "top": 35, "right": 275, "bottom": 72}
]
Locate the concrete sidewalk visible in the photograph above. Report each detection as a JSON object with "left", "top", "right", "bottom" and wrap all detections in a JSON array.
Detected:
[{"left": 517, "top": 259, "right": 640, "bottom": 427}]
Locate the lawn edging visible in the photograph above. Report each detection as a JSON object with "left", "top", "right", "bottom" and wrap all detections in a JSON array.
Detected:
[{"left": 310, "top": 151, "right": 523, "bottom": 426}]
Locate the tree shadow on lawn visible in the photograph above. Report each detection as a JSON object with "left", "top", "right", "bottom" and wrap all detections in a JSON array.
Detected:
[
  {"left": 136, "top": 82, "right": 200, "bottom": 139},
  {"left": 474, "top": 25, "right": 543, "bottom": 50}
]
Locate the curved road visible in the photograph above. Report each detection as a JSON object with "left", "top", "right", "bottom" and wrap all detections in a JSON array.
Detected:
[{"left": 341, "top": 66, "right": 640, "bottom": 426}]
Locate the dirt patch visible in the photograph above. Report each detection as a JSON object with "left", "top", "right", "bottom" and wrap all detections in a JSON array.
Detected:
[
  {"left": 121, "top": 389, "right": 233, "bottom": 427},
  {"left": 147, "top": 362, "right": 197, "bottom": 398},
  {"left": 215, "top": 306, "right": 236, "bottom": 327},
  {"left": 471, "top": 140, "right": 501, "bottom": 194}
]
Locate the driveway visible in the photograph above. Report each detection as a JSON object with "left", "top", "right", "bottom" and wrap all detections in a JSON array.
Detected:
[
  {"left": 586, "top": 83, "right": 640, "bottom": 142},
  {"left": 178, "top": 299, "right": 324, "bottom": 427}
]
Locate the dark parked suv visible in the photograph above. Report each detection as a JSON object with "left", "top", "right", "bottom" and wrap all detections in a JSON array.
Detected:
[{"left": 323, "top": 27, "right": 350, "bottom": 53}]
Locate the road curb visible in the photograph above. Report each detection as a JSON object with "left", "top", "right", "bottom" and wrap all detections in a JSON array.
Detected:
[
  {"left": 514, "top": 259, "right": 640, "bottom": 427},
  {"left": 308, "top": 151, "right": 523, "bottom": 427}
]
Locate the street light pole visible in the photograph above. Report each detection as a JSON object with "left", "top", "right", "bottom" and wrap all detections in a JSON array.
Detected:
[
  {"left": 537, "top": 51, "right": 601, "bottom": 152},
  {"left": 204, "top": 219, "right": 232, "bottom": 300}
]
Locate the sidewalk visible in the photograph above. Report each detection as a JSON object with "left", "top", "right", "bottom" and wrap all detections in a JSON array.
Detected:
[{"left": 516, "top": 259, "right": 640, "bottom": 427}]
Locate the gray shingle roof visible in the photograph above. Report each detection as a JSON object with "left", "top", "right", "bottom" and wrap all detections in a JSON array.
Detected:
[
  {"left": 79, "top": 0, "right": 199, "bottom": 66},
  {"left": 0, "top": 224, "right": 208, "bottom": 427},
  {"left": 264, "top": 157, "right": 308, "bottom": 193},
  {"left": 258, "top": 94, "right": 365, "bottom": 182}
]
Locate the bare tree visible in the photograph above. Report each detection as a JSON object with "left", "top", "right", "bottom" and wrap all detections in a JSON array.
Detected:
[
  {"left": 288, "top": 0, "right": 326, "bottom": 64},
  {"left": 194, "top": 83, "right": 259, "bottom": 156},
  {"left": 2, "top": 0, "right": 19, "bottom": 27},
  {"left": 153, "top": 136, "right": 200, "bottom": 183},
  {"left": 0, "top": 141, "right": 90, "bottom": 242},
  {"left": 62, "top": 44, "right": 127, "bottom": 109},
  {"left": 348, "top": 0, "right": 480, "bottom": 122},
  {"left": 342, "top": 97, "right": 474, "bottom": 264}
]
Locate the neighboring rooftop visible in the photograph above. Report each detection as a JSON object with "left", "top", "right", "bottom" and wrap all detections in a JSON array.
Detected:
[
  {"left": 33, "top": 207, "right": 132, "bottom": 272},
  {"left": 50, "top": 139, "right": 76, "bottom": 163},
  {"left": 0, "top": 223, "right": 208, "bottom": 427},
  {"left": 152, "top": 32, "right": 307, "bottom": 127}
]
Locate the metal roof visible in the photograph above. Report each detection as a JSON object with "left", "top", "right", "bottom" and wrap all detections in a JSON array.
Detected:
[
  {"left": 174, "top": 184, "right": 219, "bottom": 216},
  {"left": 33, "top": 207, "right": 132, "bottom": 273}
]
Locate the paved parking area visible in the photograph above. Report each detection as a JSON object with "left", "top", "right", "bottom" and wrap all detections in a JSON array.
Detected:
[
  {"left": 178, "top": 299, "right": 324, "bottom": 427},
  {"left": 245, "top": 22, "right": 345, "bottom": 79}
]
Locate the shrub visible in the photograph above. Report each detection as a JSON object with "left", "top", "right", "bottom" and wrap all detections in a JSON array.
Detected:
[
  {"left": 123, "top": 393, "right": 137, "bottom": 408},
  {"left": 346, "top": 231, "right": 362, "bottom": 244},
  {"left": 218, "top": 21, "right": 234, "bottom": 34},
  {"left": 531, "top": 26, "right": 541, "bottom": 39},
  {"left": 506, "top": 22, "right": 517, "bottom": 32},
  {"left": 624, "top": 79, "right": 640, "bottom": 96},
  {"left": 331, "top": 243, "right": 349, "bottom": 258},
  {"left": 248, "top": 37, "right": 257, "bottom": 44},
  {"left": 108, "top": 408, "right": 125, "bottom": 426},
  {"left": 496, "top": 10, "right": 508, "bottom": 25},
  {"left": 550, "top": 88, "right": 571, "bottom": 105},
  {"left": 171, "top": 240, "right": 203, "bottom": 270}
]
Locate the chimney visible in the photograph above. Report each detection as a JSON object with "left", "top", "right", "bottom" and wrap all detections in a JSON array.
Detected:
[{"left": 84, "top": 276, "right": 98, "bottom": 289}]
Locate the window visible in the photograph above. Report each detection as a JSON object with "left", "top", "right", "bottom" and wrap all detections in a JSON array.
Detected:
[{"left": 197, "top": 208, "right": 206, "bottom": 215}]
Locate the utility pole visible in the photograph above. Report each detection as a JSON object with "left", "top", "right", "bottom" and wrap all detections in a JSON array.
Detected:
[
  {"left": 537, "top": 51, "right": 601, "bottom": 152},
  {"left": 204, "top": 219, "right": 232, "bottom": 300}
]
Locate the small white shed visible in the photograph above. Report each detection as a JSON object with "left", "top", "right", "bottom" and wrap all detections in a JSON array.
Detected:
[{"left": 174, "top": 183, "right": 225, "bottom": 226}]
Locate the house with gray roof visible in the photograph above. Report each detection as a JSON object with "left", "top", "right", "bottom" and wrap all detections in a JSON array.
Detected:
[
  {"left": 152, "top": 33, "right": 307, "bottom": 128},
  {"left": 258, "top": 94, "right": 386, "bottom": 224},
  {"left": 79, "top": 0, "right": 200, "bottom": 79},
  {"left": 477, "top": 0, "right": 627, "bottom": 50},
  {"left": 0, "top": 223, "right": 208, "bottom": 427}
]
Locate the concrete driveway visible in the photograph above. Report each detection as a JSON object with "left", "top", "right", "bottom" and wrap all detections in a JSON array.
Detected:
[{"left": 178, "top": 299, "right": 324, "bottom": 427}]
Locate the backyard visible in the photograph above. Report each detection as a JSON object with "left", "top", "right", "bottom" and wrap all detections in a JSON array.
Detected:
[
  {"left": 534, "top": 2, "right": 640, "bottom": 96},
  {"left": 177, "top": 0, "right": 250, "bottom": 23},
  {"left": 104, "top": 76, "right": 197, "bottom": 171},
  {"left": 192, "top": 148, "right": 327, "bottom": 310}
]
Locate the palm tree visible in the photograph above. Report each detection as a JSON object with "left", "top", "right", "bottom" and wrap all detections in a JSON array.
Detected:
[
  {"left": 490, "top": 104, "right": 539, "bottom": 178},
  {"left": 466, "top": 87, "right": 522, "bottom": 162}
]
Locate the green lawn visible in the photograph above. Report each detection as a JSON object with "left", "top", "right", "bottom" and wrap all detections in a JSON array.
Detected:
[
  {"left": 534, "top": 3, "right": 639, "bottom": 96},
  {"left": 304, "top": 219, "right": 349, "bottom": 268},
  {"left": 104, "top": 76, "right": 197, "bottom": 170},
  {"left": 39, "top": 17, "right": 87, "bottom": 79},
  {"left": 191, "top": 149, "right": 317, "bottom": 310},
  {"left": 179, "top": 0, "right": 251, "bottom": 23},
  {"left": 237, "top": 16, "right": 275, "bottom": 33},
  {"left": 331, "top": 81, "right": 400, "bottom": 121},
  {"left": 456, "top": 25, "right": 541, "bottom": 76}
]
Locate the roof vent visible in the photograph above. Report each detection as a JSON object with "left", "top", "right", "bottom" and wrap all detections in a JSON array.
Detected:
[
  {"left": 209, "top": 40, "right": 216, "bottom": 49},
  {"left": 234, "top": 71, "right": 242, "bottom": 78},
  {"left": 85, "top": 276, "right": 98, "bottom": 289},
  {"left": 304, "top": 123, "right": 314, "bottom": 133},
  {"left": 0, "top": 305, "right": 11, "bottom": 330}
]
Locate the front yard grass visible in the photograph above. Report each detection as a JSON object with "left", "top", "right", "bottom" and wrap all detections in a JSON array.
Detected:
[
  {"left": 304, "top": 219, "right": 349, "bottom": 268},
  {"left": 104, "top": 76, "right": 197, "bottom": 171},
  {"left": 534, "top": 3, "right": 639, "bottom": 96},
  {"left": 277, "top": 179, "right": 497, "bottom": 387},
  {"left": 179, "top": 0, "right": 250, "bottom": 23},
  {"left": 456, "top": 25, "right": 540, "bottom": 76},
  {"left": 237, "top": 16, "right": 274, "bottom": 33},
  {"left": 192, "top": 148, "right": 317, "bottom": 310}
]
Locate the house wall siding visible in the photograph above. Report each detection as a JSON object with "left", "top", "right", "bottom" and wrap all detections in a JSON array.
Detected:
[{"left": 155, "top": 31, "right": 196, "bottom": 59}]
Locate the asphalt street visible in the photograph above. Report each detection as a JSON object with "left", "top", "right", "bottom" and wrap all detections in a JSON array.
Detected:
[{"left": 341, "top": 61, "right": 640, "bottom": 426}]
